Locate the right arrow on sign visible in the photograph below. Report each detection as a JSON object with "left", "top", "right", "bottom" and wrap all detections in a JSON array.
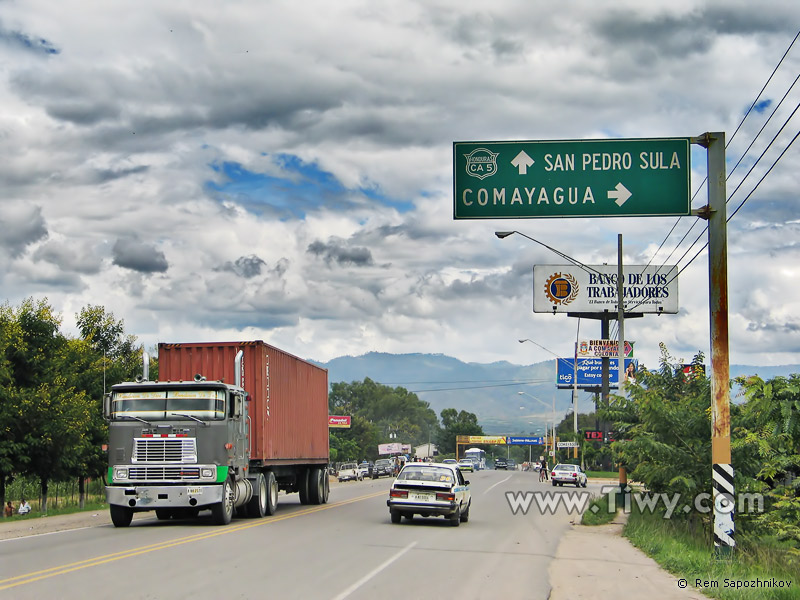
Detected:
[{"left": 608, "top": 182, "right": 632, "bottom": 207}]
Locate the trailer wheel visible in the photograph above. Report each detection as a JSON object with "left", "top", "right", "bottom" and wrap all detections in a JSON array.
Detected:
[
  {"left": 322, "top": 471, "right": 330, "bottom": 504},
  {"left": 298, "top": 469, "right": 310, "bottom": 505},
  {"left": 309, "top": 467, "right": 325, "bottom": 505},
  {"left": 247, "top": 473, "right": 267, "bottom": 518},
  {"left": 110, "top": 505, "right": 133, "bottom": 528},
  {"left": 211, "top": 479, "right": 234, "bottom": 525},
  {"left": 265, "top": 471, "right": 278, "bottom": 515}
]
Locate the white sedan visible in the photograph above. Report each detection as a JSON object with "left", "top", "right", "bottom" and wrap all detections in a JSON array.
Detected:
[
  {"left": 456, "top": 459, "right": 474, "bottom": 472},
  {"left": 551, "top": 463, "right": 588, "bottom": 487},
  {"left": 387, "top": 462, "right": 471, "bottom": 526}
]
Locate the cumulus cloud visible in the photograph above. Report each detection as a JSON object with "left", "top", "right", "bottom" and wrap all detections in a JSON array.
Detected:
[
  {"left": 112, "top": 238, "right": 168, "bottom": 273},
  {"left": 0, "top": 203, "right": 48, "bottom": 257},
  {"left": 307, "top": 239, "right": 374, "bottom": 267}
]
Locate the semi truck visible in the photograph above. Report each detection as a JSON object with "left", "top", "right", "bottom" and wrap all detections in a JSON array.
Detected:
[{"left": 104, "top": 341, "right": 329, "bottom": 527}]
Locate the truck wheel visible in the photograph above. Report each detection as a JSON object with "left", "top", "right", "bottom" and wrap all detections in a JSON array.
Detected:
[
  {"left": 247, "top": 473, "right": 267, "bottom": 518},
  {"left": 265, "top": 471, "right": 278, "bottom": 515},
  {"left": 298, "top": 470, "right": 310, "bottom": 505},
  {"left": 322, "top": 471, "right": 330, "bottom": 504},
  {"left": 211, "top": 479, "right": 234, "bottom": 525},
  {"left": 110, "top": 505, "right": 134, "bottom": 528},
  {"left": 309, "top": 467, "right": 325, "bottom": 505},
  {"left": 155, "top": 509, "right": 173, "bottom": 521}
]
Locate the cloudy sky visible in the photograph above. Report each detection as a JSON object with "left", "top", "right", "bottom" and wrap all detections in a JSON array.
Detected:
[{"left": 1, "top": 0, "right": 799, "bottom": 372}]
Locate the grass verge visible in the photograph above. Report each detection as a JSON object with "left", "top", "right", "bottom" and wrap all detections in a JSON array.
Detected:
[
  {"left": 587, "top": 470, "right": 620, "bottom": 479},
  {"left": 624, "top": 501, "right": 799, "bottom": 599},
  {"left": 581, "top": 493, "right": 618, "bottom": 526}
]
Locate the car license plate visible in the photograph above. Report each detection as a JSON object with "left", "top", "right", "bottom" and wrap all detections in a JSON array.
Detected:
[
  {"left": 409, "top": 492, "right": 434, "bottom": 502},
  {"left": 187, "top": 487, "right": 202, "bottom": 495}
]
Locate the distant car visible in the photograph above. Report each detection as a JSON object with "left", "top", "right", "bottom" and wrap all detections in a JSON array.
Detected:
[
  {"left": 494, "top": 457, "right": 508, "bottom": 470},
  {"left": 442, "top": 458, "right": 458, "bottom": 466},
  {"left": 358, "top": 462, "right": 374, "bottom": 479},
  {"left": 457, "top": 459, "right": 474, "bottom": 472},
  {"left": 551, "top": 463, "right": 588, "bottom": 487},
  {"left": 387, "top": 462, "right": 471, "bottom": 526},
  {"left": 338, "top": 462, "right": 362, "bottom": 482},
  {"left": 373, "top": 459, "right": 394, "bottom": 479},
  {"left": 507, "top": 459, "right": 517, "bottom": 471}
]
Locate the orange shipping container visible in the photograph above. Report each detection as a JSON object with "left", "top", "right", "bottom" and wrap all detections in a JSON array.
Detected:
[{"left": 158, "top": 341, "right": 329, "bottom": 465}]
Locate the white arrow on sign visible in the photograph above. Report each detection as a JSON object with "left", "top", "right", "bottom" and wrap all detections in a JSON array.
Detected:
[
  {"left": 608, "top": 182, "right": 632, "bottom": 207},
  {"left": 510, "top": 150, "right": 535, "bottom": 175}
]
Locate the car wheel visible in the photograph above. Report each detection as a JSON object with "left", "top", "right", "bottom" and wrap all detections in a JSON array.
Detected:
[
  {"left": 460, "top": 501, "right": 470, "bottom": 523},
  {"left": 552, "top": 480, "right": 556, "bottom": 487},
  {"left": 449, "top": 507, "right": 461, "bottom": 527},
  {"left": 390, "top": 510, "right": 401, "bottom": 524}
]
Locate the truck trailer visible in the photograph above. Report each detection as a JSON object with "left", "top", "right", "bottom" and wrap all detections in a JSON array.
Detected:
[{"left": 104, "top": 341, "right": 329, "bottom": 527}]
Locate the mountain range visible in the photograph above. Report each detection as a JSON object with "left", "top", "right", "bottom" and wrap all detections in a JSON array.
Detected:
[{"left": 312, "top": 352, "right": 800, "bottom": 435}]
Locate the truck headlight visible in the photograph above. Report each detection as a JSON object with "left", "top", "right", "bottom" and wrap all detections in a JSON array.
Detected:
[
  {"left": 114, "top": 467, "right": 128, "bottom": 480},
  {"left": 201, "top": 468, "right": 214, "bottom": 478}
]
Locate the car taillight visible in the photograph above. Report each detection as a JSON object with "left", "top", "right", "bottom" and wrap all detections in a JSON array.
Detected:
[
  {"left": 390, "top": 489, "right": 408, "bottom": 499},
  {"left": 436, "top": 492, "right": 455, "bottom": 502},
  {"left": 551, "top": 471, "right": 556, "bottom": 477},
  {"left": 572, "top": 473, "right": 577, "bottom": 478}
]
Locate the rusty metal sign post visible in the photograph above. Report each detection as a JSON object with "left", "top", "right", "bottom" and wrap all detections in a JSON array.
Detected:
[{"left": 699, "top": 132, "right": 734, "bottom": 556}]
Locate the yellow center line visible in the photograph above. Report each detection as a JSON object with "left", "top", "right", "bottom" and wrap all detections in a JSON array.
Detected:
[{"left": 0, "top": 490, "right": 387, "bottom": 591}]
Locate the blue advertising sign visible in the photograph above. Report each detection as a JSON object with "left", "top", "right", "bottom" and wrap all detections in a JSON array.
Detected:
[
  {"left": 506, "top": 436, "right": 544, "bottom": 445},
  {"left": 556, "top": 358, "right": 638, "bottom": 389}
]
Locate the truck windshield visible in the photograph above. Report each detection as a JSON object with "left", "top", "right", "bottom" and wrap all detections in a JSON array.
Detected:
[{"left": 111, "top": 389, "right": 226, "bottom": 421}]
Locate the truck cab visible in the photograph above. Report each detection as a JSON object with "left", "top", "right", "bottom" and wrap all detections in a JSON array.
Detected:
[{"left": 105, "top": 378, "right": 251, "bottom": 526}]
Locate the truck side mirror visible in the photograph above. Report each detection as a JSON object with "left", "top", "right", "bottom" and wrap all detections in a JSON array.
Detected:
[
  {"left": 103, "top": 393, "right": 111, "bottom": 421},
  {"left": 233, "top": 394, "right": 243, "bottom": 419}
]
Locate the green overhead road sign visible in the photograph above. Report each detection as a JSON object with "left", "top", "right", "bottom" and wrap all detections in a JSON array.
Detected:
[{"left": 453, "top": 138, "right": 691, "bottom": 219}]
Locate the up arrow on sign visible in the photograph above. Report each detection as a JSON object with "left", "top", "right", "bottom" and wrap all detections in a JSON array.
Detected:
[
  {"left": 608, "top": 182, "right": 632, "bottom": 206},
  {"left": 510, "top": 150, "right": 534, "bottom": 175}
]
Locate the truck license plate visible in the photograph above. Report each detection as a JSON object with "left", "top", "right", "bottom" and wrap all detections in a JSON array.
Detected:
[{"left": 187, "top": 487, "right": 202, "bottom": 495}]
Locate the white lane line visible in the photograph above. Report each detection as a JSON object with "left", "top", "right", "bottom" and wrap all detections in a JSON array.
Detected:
[
  {"left": 484, "top": 474, "right": 513, "bottom": 495},
  {"left": 331, "top": 541, "right": 418, "bottom": 600}
]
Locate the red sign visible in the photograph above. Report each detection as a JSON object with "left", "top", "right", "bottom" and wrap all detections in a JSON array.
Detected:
[
  {"left": 584, "top": 430, "right": 618, "bottom": 442},
  {"left": 328, "top": 415, "right": 351, "bottom": 428}
]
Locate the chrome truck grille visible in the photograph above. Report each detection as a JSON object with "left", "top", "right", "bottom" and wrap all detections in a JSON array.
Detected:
[
  {"left": 128, "top": 467, "right": 201, "bottom": 480},
  {"left": 132, "top": 438, "right": 197, "bottom": 463}
]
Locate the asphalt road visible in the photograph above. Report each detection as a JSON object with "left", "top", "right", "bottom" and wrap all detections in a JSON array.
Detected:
[{"left": 0, "top": 470, "right": 609, "bottom": 599}]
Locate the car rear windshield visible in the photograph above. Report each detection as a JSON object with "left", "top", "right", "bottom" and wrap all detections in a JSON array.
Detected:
[{"left": 398, "top": 466, "right": 455, "bottom": 483}]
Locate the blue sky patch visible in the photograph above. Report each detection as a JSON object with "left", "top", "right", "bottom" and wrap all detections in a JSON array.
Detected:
[{"left": 205, "top": 154, "right": 413, "bottom": 219}]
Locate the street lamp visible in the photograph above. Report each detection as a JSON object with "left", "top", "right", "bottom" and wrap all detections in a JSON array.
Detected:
[{"left": 518, "top": 391, "right": 556, "bottom": 461}]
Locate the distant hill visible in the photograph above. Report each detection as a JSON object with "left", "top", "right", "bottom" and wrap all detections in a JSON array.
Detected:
[{"left": 311, "top": 352, "right": 800, "bottom": 435}]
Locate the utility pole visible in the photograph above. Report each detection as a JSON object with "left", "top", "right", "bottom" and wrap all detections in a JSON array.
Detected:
[
  {"left": 702, "top": 132, "right": 734, "bottom": 556},
  {"left": 617, "top": 235, "right": 625, "bottom": 389}
]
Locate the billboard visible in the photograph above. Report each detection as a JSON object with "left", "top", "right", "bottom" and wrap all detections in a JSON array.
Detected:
[
  {"left": 328, "top": 415, "right": 351, "bottom": 428},
  {"left": 556, "top": 357, "right": 638, "bottom": 389},
  {"left": 577, "top": 339, "right": 634, "bottom": 358},
  {"left": 533, "top": 265, "right": 678, "bottom": 314}
]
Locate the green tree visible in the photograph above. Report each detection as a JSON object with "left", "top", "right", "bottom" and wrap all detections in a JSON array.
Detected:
[
  {"left": 603, "top": 346, "right": 711, "bottom": 501},
  {"left": 73, "top": 305, "right": 146, "bottom": 506},
  {"left": 733, "top": 374, "right": 800, "bottom": 547},
  {"left": 437, "top": 408, "right": 484, "bottom": 455},
  {"left": 328, "top": 378, "right": 439, "bottom": 460},
  {"left": 6, "top": 299, "right": 94, "bottom": 513}
]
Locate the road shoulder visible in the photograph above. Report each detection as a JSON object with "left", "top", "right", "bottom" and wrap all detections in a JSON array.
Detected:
[{"left": 548, "top": 510, "right": 706, "bottom": 600}]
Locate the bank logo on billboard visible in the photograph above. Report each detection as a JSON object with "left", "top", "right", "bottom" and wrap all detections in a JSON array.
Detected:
[
  {"left": 544, "top": 272, "right": 579, "bottom": 306},
  {"left": 464, "top": 148, "right": 499, "bottom": 180}
]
